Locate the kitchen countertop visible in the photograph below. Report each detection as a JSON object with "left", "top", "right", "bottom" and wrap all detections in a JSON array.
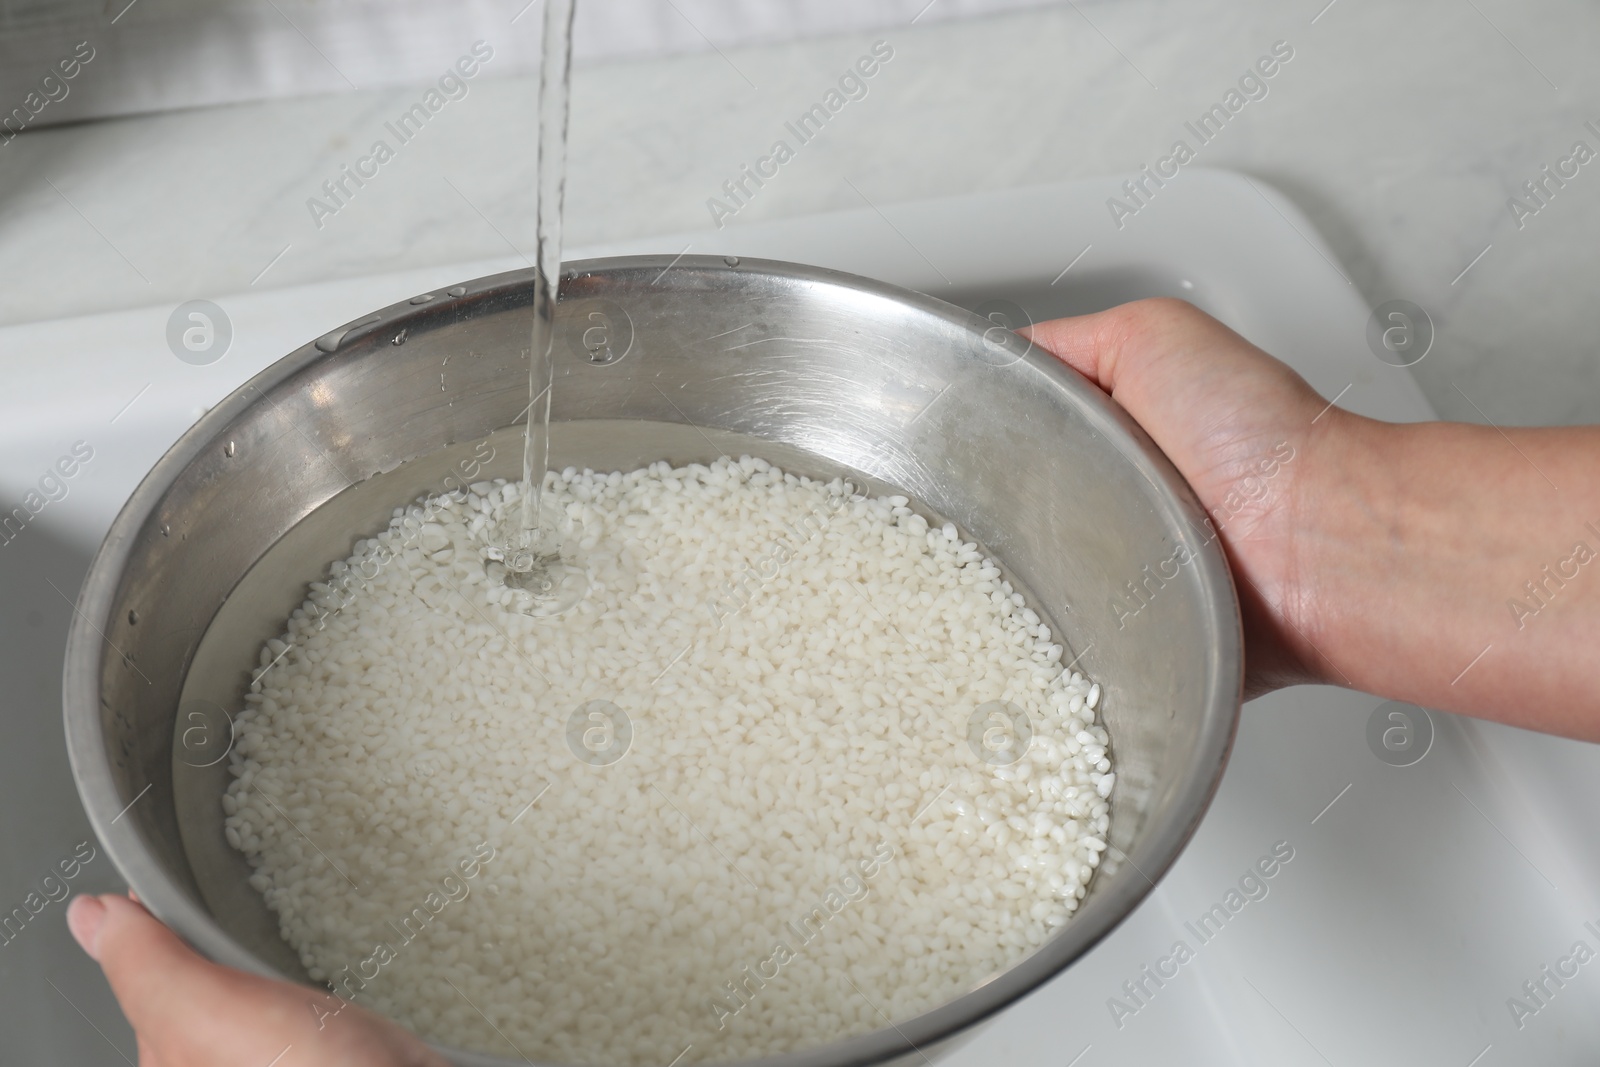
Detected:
[{"left": 1, "top": 0, "right": 1596, "bottom": 420}]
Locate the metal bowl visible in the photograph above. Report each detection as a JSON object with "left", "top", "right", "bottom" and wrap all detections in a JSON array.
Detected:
[{"left": 64, "top": 256, "right": 1241, "bottom": 1066}]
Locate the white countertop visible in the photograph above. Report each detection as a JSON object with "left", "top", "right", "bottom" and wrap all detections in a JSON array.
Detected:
[{"left": 1, "top": 0, "right": 1597, "bottom": 425}]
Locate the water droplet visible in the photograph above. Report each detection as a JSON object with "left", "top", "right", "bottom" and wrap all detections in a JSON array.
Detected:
[
  {"left": 447, "top": 285, "right": 467, "bottom": 297},
  {"left": 409, "top": 293, "right": 436, "bottom": 305},
  {"left": 391, "top": 329, "right": 408, "bottom": 346},
  {"left": 160, "top": 523, "right": 171, "bottom": 537},
  {"left": 313, "top": 313, "right": 382, "bottom": 353},
  {"left": 127, "top": 609, "right": 139, "bottom": 625},
  {"left": 723, "top": 256, "right": 740, "bottom": 267},
  {"left": 224, "top": 441, "right": 236, "bottom": 457}
]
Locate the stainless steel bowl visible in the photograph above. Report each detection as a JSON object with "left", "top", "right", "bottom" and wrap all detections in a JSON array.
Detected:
[{"left": 64, "top": 256, "right": 1241, "bottom": 1066}]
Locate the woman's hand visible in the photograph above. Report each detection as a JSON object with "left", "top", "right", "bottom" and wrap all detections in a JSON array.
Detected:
[
  {"left": 1026, "top": 298, "right": 1600, "bottom": 736},
  {"left": 67, "top": 894, "right": 449, "bottom": 1067},
  {"left": 1025, "top": 298, "right": 1335, "bottom": 697}
]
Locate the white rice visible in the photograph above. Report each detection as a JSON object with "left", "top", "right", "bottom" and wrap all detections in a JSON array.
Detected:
[{"left": 224, "top": 456, "right": 1113, "bottom": 1064}]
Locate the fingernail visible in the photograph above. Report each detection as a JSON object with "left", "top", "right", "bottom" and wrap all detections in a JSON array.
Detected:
[{"left": 67, "top": 895, "right": 107, "bottom": 961}]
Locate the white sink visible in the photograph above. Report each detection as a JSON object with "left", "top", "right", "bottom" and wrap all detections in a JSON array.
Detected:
[{"left": 3, "top": 168, "right": 1595, "bottom": 1065}]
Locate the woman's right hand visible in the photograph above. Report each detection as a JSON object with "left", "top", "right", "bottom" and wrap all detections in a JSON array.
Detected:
[{"left": 1026, "top": 298, "right": 1600, "bottom": 737}]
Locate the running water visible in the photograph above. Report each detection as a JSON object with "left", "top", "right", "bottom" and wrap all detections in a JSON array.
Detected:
[{"left": 490, "top": 0, "right": 587, "bottom": 616}]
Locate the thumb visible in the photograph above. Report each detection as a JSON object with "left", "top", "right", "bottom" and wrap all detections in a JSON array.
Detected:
[
  {"left": 1022, "top": 298, "right": 1323, "bottom": 429},
  {"left": 68, "top": 893, "right": 225, "bottom": 1033},
  {"left": 1021, "top": 298, "right": 1326, "bottom": 482},
  {"left": 68, "top": 893, "right": 453, "bottom": 1067}
]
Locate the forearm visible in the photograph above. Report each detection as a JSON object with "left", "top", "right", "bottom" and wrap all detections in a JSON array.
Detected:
[{"left": 1292, "top": 412, "right": 1600, "bottom": 738}]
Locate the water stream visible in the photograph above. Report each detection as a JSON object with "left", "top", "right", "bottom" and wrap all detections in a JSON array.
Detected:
[{"left": 491, "top": 0, "right": 587, "bottom": 617}]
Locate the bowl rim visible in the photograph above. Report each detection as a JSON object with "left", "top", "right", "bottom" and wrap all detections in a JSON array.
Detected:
[{"left": 64, "top": 254, "right": 1243, "bottom": 1067}]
